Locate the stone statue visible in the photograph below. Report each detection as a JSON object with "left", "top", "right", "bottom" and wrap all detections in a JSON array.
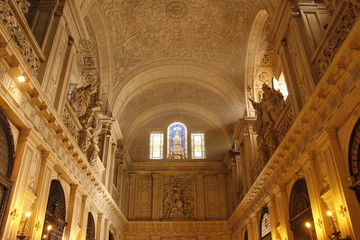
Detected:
[
  {"left": 249, "top": 83, "right": 285, "bottom": 136},
  {"left": 70, "top": 82, "right": 99, "bottom": 117}
]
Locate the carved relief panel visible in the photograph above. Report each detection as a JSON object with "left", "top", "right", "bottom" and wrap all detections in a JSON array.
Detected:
[{"left": 162, "top": 176, "right": 195, "bottom": 220}]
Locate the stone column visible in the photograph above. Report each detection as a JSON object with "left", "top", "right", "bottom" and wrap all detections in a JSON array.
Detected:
[
  {"left": 103, "top": 132, "right": 112, "bottom": 188},
  {"left": 30, "top": 151, "right": 53, "bottom": 240},
  {"left": 128, "top": 173, "right": 137, "bottom": 219},
  {"left": 250, "top": 213, "right": 259, "bottom": 240},
  {"left": 3, "top": 129, "right": 31, "bottom": 239},
  {"left": 152, "top": 173, "right": 161, "bottom": 220},
  {"left": 108, "top": 142, "right": 117, "bottom": 194},
  {"left": 276, "top": 185, "right": 293, "bottom": 240},
  {"left": 78, "top": 195, "right": 88, "bottom": 240},
  {"left": 96, "top": 213, "right": 103, "bottom": 240},
  {"left": 195, "top": 173, "right": 205, "bottom": 220},
  {"left": 54, "top": 37, "right": 75, "bottom": 113},
  {"left": 64, "top": 184, "right": 78, "bottom": 240},
  {"left": 324, "top": 129, "right": 356, "bottom": 237},
  {"left": 103, "top": 218, "right": 110, "bottom": 240},
  {"left": 302, "top": 153, "right": 328, "bottom": 239},
  {"left": 267, "top": 196, "right": 280, "bottom": 240}
]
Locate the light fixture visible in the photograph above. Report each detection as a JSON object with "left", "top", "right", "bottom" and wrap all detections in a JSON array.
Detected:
[
  {"left": 17, "top": 75, "right": 26, "bottom": 83},
  {"left": 305, "top": 221, "right": 314, "bottom": 240},
  {"left": 47, "top": 225, "right": 52, "bottom": 231},
  {"left": 326, "top": 210, "right": 351, "bottom": 240},
  {"left": 17, "top": 211, "right": 32, "bottom": 239}
]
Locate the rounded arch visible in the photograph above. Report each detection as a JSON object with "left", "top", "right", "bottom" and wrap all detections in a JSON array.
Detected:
[
  {"left": 85, "top": 3, "right": 114, "bottom": 105},
  {"left": 244, "top": 229, "right": 249, "bottom": 240},
  {"left": 86, "top": 212, "right": 96, "bottom": 240},
  {"left": 289, "top": 178, "right": 315, "bottom": 240},
  {"left": 348, "top": 119, "right": 360, "bottom": 201},
  {"left": 43, "top": 179, "right": 67, "bottom": 240},
  {"left": 0, "top": 107, "right": 15, "bottom": 227},
  {"left": 245, "top": 9, "right": 271, "bottom": 116}
]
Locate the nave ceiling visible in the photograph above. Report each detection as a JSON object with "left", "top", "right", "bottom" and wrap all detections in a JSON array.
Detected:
[{"left": 84, "top": 0, "right": 269, "bottom": 161}]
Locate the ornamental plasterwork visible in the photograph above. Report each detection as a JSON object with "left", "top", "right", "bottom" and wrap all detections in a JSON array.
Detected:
[
  {"left": 97, "top": 0, "right": 261, "bottom": 83},
  {"left": 163, "top": 176, "right": 194, "bottom": 220},
  {"left": 0, "top": 0, "right": 40, "bottom": 75},
  {"left": 315, "top": 2, "right": 360, "bottom": 77}
]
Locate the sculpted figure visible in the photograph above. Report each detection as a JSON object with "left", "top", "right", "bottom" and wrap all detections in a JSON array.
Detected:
[
  {"left": 70, "top": 82, "right": 99, "bottom": 117},
  {"left": 249, "top": 83, "right": 285, "bottom": 135}
]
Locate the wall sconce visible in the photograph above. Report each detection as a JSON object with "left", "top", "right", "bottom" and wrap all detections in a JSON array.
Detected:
[
  {"left": 17, "top": 211, "right": 31, "bottom": 240},
  {"left": 326, "top": 211, "right": 351, "bottom": 240},
  {"left": 10, "top": 208, "right": 19, "bottom": 220}
]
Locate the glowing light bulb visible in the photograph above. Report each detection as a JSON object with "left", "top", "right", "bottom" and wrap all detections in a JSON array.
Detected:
[
  {"left": 305, "top": 222, "right": 311, "bottom": 228},
  {"left": 17, "top": 75, "right": 26, "bottom": 83},
  {"left": 327, "top": 211, "right": 333, "bottom": 216},
  {"left": 25, "top": 212, "right": 31, "bottom": 218},
  {"left": 47, "top": 225, "right": 52, "bottom": 231}
]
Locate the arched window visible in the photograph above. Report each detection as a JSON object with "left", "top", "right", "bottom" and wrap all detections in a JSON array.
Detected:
[
  {"left": 109, "top": 231, "right": 115, "bottom": 240},
  {"left": 260, "top": 207, "right": 271, "bottom": 240},
  {"left": 289, "top": 179, "right": 316, "bottom": 240},
  {"left": 0, "top": 107, "right": 15, "bottom": 226},
  {"left": 349, "top": 119, "right": 360, "bottom": 201},
  {"left": 244, "top": 229, "right": 248, "bottom": 240},
  {"left": 273, "top": 72, "right": 288, "bottom": 99},
  {"left": 43, "top": 180, "right": 67, "bottom": 240},
  {"left": 86, "top": 212, "right": 96, "bottom": 240},
  {"left": 167, "top": 122, "right": 187, "bottom": 159}
]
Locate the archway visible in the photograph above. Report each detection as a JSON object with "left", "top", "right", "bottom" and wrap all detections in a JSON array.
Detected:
[
  {"left": 86, "top": 212, "right": 96, "bottom": 240},
  {"left": 348, "top": 119, "right": 360, "bottom": 201},
  {"left": 0, "top": 107, "right": 15, "bottom": 227},
  {"left": 244, "top": 229, "right": 248, "bottom": 240},
  {"left": 43, "top": 180, "right": 67, "bottom": 240},
  {"left": 289, "top": 179, "right": 316, "bottom": 240}
]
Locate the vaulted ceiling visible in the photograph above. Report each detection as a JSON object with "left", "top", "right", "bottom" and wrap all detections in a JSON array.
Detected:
[{"left": 87, "top": 0, "right": 269, "bottom": 161}]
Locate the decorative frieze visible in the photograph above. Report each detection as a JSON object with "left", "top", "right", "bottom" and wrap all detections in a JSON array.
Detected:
[
  {"left": 0, "top": 0, "right": 41, "bottom": 75},
  {"left": 315, "top": 1, "right": 360, "bottom": 77}
]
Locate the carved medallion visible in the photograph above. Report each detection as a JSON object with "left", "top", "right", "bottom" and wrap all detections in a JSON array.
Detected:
[{"left": 166, "top": 1, "right": 188, "bottom": 19}]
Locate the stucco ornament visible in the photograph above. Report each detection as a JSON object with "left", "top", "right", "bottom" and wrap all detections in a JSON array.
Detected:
[
  {"left": 98, "top": 0, "right": 260, "bottom": 82},
  {"left": 163, "top": 177, "right": 194, "bottom": 219}
]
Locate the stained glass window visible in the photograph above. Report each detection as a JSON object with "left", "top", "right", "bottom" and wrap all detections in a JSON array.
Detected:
[
  {"left": 260, "top": 208, "right": 271, "bottom": 239},
  {"left": 191, "top": 133, "right": 205, "bottom": 159},
  {"left": 150, "top": 132, "right": 164, "bottom": 159},
  {"left": 167, "top": 122, "right": 187, "bottom": 159}
]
